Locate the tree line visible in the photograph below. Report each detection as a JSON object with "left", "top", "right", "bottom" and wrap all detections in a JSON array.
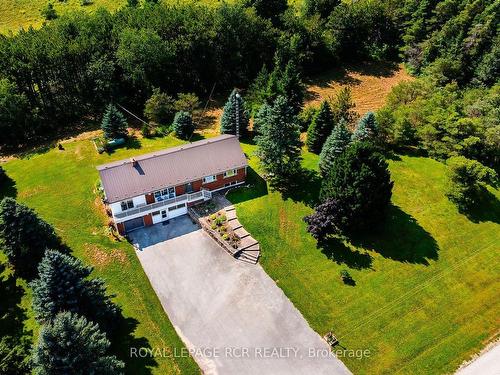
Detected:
[{"left": 0, "top": 0, "right": 403, "bottom": 151}]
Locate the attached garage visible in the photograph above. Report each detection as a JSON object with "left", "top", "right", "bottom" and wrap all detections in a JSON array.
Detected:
[
  {"left": 167, "top": 203, "right": 187, "bottom": 219},
  {"left": 123, "top": 217, "right": 145, "bottom": 232}
]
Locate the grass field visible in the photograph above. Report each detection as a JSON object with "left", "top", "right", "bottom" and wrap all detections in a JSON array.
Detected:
[
  {"left": 1, "top": 134, "right": 200, "bottom": 374},
  {"left": 0, "top": 0, "right": 235, "bottom": 35},
  {"left": 228, "top": 142, "right": 500, "bottom": 374}
]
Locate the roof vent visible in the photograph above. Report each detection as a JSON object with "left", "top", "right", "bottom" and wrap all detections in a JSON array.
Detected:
[{"left": 131, "top": 158, "right": 137, "bottom": 167}]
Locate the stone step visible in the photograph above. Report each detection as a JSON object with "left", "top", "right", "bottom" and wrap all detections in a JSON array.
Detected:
[
  {"left": 236, "top": 252, "right": 259, "bottom": 264},
  {"left": 225, "top": 205, "right": 235, "bottom": 211},
  {"left": 240, "top": 251, "right": 259, "bottom": 261},
  {"left": 234, "top": 227, "right": 250, "bottom": 239},
  {"left": 225, "top": 210, "right": 237, "bottom": 221},
  {"left": 243, "top": 243, "right": 260, "bottom": 252},
  {"left": 238, "top": 236, "right": 258, "bottom": 250},
  {"left": 228, "top": 219, "right": 242, "bottom": 230}
]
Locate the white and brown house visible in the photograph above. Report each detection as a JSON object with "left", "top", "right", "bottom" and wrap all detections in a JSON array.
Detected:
[{"left": 97, "top": 135, "right": 248, "bottom": 234}]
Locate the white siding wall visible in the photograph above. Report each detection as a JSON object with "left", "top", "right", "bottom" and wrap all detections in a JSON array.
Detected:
[{"left": 109, "top": 195, "right": 146, "bottom": 217}]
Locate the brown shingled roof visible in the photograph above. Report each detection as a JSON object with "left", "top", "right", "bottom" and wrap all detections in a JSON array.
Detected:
[{"left": 97, "top": 135, "right": 247, "bottom": 203}]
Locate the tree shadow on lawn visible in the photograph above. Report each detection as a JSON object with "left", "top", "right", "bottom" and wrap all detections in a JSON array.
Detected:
[
  {"left": 109, "top": 316, "right": 158, "bottom": 375},
  {"left": 279, "top": 168, "right": 322, "bottom": 208},
  {"left": 318, "top": 237, "right": 373, "bottom": 270},
  {"left": 459, "top": 188, "right": 500, "bottom": 224},
  {"left": 0, "top": 171, "right": 17, "bottom": 200},
  {"left": 350, "top": 205, "right": 439, "bottom": 265},
  {"left": 0, "top": 262, "right": 32, "bottom": 369}
]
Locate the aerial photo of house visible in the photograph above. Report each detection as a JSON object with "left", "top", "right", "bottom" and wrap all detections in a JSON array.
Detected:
[{"left": 0, "top": 1, "right": 498, "bottom": 375}]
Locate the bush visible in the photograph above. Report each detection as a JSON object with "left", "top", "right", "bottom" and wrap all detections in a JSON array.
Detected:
[{"left": 144, "top": 88, "right": 175, "bottom": 125}]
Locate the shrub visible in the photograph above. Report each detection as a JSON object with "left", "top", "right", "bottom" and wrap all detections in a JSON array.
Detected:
[{"left": 144, "top": 88, "right": 175, "bottom": 125}]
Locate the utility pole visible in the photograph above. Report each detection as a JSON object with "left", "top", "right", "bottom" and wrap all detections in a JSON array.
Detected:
[{"left": 235, "top": 92, "right": 240, "bottom": 139}]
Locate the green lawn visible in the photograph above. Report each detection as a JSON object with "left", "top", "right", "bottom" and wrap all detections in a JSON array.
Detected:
[
  {"left": 229, "top": 141, "right": 500, "bottom": 374},
  {"left": 2, "top": 133, "right": 499, "bottom": 374},
  {"left": 1, "top": 135, "right": 200, "bottom": 374}
]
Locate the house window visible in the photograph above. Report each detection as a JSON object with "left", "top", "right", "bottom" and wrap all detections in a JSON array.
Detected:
[
  {"left": 152, "top": 211, "right": 160, "bottom": 216},
  {"left": 154, "top": 187, "right": 175, "bottom": 201},
  {"left": 120, "top": 200, "right": 134, "bottom": 211},
  {"left": 224, "top": 169, "right": 237, "bottom": 178},
  {"left": 203, "top": 175, "right": 216, "bottom": 184},
  {"left": 185, "top": 182, "right": 193, "bottom": 193}
]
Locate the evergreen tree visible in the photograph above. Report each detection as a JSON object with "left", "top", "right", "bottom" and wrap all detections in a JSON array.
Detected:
[
  {"left": 101, "top": 104, "right": 127, "bottom": 140},
  {"left": 0, "top": 198, "right": 62, "bottom": 279},
  {"left": 144, "top": 88, "right": 175, "bottom": 125},
  {"left": 256, "top": 96, "right": 302, "bottom": 188},
  {"left": 31, "top": 250, "right": 119, "bottom": 330},
  {"left": 220, "top": 89, "right": 249, "bottom": 136},
  {"left": 352, "top": 111, "right": 378, "bottom": 142},
  {"left": 32, "top": 312, "right": 124, "bottom": 375},
  {"left": 307, "top": 142, "right": 393, "bottom": 235},
  {"left": 330, "top": 87, "right": 356, "bottom": 125},
  {"left": 277, "top": 61, "right": 305, "bottom": 116},
  {"left": 172, "top": 111, "right": 194, "bottom": 140},
  {"left": 319, "top": 118, "right": 351, "bottom": 175},
  {"left": 306, "top": 100, "right": 334, "bottom": 153},
  {"left": 253, "top": 103, "right": 272, "bottom": 135}
]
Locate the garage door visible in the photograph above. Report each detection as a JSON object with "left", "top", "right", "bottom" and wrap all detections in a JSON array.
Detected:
[
  {"left": 124, "top": 217, "right": 144, "bottom": 232},
  {"left": 168, "top": 203, "right": 187, "bottom": 219}
]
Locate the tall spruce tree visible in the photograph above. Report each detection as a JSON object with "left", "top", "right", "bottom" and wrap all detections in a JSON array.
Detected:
[
  {"left": 31, "top": 250, "right": 119, "bottom": 331},
  {"left": 220, "top": 89, "right": 249, "bottom": 136},
  {"left": 253, "top": 103, "right": 272, "bottom": 135},
  {"left": 101, "top": 104, "right": 127, "bottom": 140},
  {"left": 32, "top": 312, "right": 124, "bottom": 375},
  {"left": 311, "top": 142, "right": 393, "bottom": 235},
  {"left": 0, "top": 198, "right": 62, "bottom": 279},
  {"left": 352, "top": 111, "right": 378, "bottom": 142},
  {"left": 319, "top": 118, "right": 351, "bottom": 175},
  {"left": 277, "top": 61, "right": 305, "bottom": 116},
  {"left": 172, "top": 111, "right": 194, "bottom": 140},
  {"left": 306, "top": 100, "right": 334, "bottom": 153},
  {"left": 255, "top": 96, "right": 302, "bottom": 187}
]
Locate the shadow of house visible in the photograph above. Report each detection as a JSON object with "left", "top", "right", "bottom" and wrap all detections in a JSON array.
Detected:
[
  {"left": 109, "top": 316, "right": 158, "bottom": 375},
  {"left": 226, "top": 166, "right": 268, "bottom": 204},
  {"left": 279, "top": 168, "right": 322, "bottom": 208},
  {"left": 350, "top": 205, "right": 439, "bottom": 265}
]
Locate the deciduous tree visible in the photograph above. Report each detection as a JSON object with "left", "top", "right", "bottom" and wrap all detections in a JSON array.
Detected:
[{"left": 144, "top": 88, "right": 175, "bottom": 126}]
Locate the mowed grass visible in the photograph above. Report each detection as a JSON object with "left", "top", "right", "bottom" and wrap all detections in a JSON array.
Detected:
[
  {"left": 1, "top": 134, "right": 200, "bottom": 375},
  {"left": 229, "top": 141, "right": 500, "bottom": 374}
]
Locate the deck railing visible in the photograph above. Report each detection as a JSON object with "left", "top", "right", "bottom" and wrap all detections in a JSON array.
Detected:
[{"left": 114, "top": 190, "right": 211, "bottom": 219}]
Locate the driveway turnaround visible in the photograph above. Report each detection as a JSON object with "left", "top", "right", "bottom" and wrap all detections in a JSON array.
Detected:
[{"left": 131, "top": 216, "right": 351, "bottom": 375}]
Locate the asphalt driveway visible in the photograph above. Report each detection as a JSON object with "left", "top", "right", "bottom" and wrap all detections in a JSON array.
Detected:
[{"left": 131, "top": 215, "right": 351, "bottom": 375}]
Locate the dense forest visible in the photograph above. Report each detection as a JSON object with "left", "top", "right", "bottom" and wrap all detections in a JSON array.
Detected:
[{"left": 0, "top": 0, "right": 498, "bottom": 167}]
